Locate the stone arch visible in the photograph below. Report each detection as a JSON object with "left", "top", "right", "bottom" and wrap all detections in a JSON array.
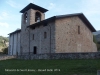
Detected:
[
  {"left": 35, "top": 12, "right": 41, "bottom": 22},
  {"left": 24, "top": 12, "right": 28, "bottom": 23}
]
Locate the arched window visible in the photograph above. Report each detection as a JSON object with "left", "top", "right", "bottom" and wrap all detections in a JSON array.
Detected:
[
  {"left": 24, "top": 12, "right": 27, "bottom": 23},
  {"left": 35, "top": 12, "right": 41, "bottom": 22}
]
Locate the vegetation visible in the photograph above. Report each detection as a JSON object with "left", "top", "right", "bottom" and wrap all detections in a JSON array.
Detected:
[
  {"left": 93, "top": 35, "right": 97, "bottom": 44},
  {"left": 0, "top": 36, "right": 8, "bottom": 41},
  {"left": 93, "top": 35, "right": 100, "bottom": 51},
  {"left": 0, "top": 36, "right": 9, "bottom": 54},
  {"left": 0, "top": 59, "right": 100, "bottom": 75},
  {"left": 97, "top": 44, "right": 100, "bottom": 51},
  {"left": 2, "top": 47, "right": 8, "bottom": 54}
]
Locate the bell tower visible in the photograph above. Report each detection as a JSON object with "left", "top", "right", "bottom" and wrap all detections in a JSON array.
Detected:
[
  {"left": 20, "top": 3, "right": 48, "bottom": 28},
  {"left": 20, "top": 3, "right": 48, "bottom": 54}
]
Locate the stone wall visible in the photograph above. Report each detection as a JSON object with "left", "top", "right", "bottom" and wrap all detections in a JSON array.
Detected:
[
  {"left": 21, "top": 8, "right": 48, "bottom": 54},
  {"left": 17, "top": 52, "right": 100, "bottom": 59},
  {"left": 30, "top": 9, "right": 45, "bottom": 25},
  {"left": 29, "top": 22, "right": 55, "bottom": 54},
  {"left": 21, "top": 9, "right": 31, "bottom": 54},
  {"left": 55, "top": 16, "right": 97, "bottom": 53},
  {"left": 20, "top": 7, "right": 97, "bottom": 55}
]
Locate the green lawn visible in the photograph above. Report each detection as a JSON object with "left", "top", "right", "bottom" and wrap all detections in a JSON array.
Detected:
[{"left": 0, "top": 59, "right": 100, "bottom": 75}]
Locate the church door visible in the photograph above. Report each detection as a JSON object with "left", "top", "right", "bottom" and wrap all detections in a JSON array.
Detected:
[{"left": 33, "top": 46, "right": 37, "bottom": 54}]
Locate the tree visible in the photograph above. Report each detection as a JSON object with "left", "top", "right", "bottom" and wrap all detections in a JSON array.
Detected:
[{"left": 93, "top": 35, "right": 100, "bottom": 51}]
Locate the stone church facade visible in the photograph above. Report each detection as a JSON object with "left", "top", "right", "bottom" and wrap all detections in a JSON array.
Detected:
[{"left": 8, "top": 3, "right": 97, "bottom": 55}]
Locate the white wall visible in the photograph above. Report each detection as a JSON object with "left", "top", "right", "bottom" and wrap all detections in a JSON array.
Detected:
[
  {"left": 17, "top": 33, "right": 21, "bottom": 55},
  {"left": 13, "top": 33, "right": 17, "bottom": 55},
  {"left": 8, "top": 35, "right": 13, "bottom": 55},
  {"left": 8, "top": 32, "right": 21, "bottom": 55}
]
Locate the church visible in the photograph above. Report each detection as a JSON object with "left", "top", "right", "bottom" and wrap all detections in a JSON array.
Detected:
[{"left": 8, "top": 3, "right": 97, "bottom": 55}]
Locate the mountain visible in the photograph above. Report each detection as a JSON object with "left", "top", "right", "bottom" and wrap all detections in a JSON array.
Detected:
[
  {"left": 93, "top": 30, "right": 100, "bottom": 43},
  {"left": 93, "top": 30, "right": 100, "bottom": 35},
  {"left": 94, "top": 34, "right": 100, "bottom": 44},
  {"left": 93, "top": 30, "right": 100, "bottom": 51}
]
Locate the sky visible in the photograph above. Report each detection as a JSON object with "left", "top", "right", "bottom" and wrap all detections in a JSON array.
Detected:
[{"left": 0, "top": 0, "right": 100, "bottom": 37}]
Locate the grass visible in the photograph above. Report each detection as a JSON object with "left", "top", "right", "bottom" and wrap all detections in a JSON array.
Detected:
[{"left": 0, "top": 59, "right": 100, "bottom": 75}]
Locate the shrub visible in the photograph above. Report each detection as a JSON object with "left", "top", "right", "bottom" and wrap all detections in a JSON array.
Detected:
[{"left": 2, "top": 47, "right": 8, "bottom": 54}]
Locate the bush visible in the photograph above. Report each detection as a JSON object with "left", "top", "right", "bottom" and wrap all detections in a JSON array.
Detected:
[
  {"left": 2, "top": 47, "right": 8, "bottom": 54},
  {"left": 97, "top": 44, "right": 100, "bottom": 51},
  {"left": 93, "top": 35, "right": 100, "bottom": 51},
  {"left": 93, "top": 35, "right": 97, "bottom": 44}
]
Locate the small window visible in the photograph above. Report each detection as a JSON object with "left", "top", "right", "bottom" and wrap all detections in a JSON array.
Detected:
[
  {"left": 78, "top": 26, "right": 80, "bottom": 34},
  {"left": 33, "top": 34, "right": 34, "bottom": 40},
  {"left": 44, "top": 32, "right": 47, "bottom": 39},
  {"left": 24, "top": 12, "right": 28, "bottom": 23}
]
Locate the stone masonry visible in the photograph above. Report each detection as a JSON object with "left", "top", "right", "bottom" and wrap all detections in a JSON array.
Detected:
[
  {"left": 55, "top": 16, "right": 97, "bottom": 53},
  {"left": 29, "top": 22, "right": 55, "bottom": 54},
  {"left": 17, "top": 52, "right": 100, "bottom": 59},
  {"left": 9, "top": 3, "right": 97, "bottom": 56},
  {"left": 21, "top": 8, "right": 49, "bottom": 54},
  {"left": 20, "top": 3, "right": 97, "bottom": 55}
]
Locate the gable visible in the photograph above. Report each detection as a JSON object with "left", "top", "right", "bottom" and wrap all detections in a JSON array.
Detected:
[{"left": 56, "top": 13, "right": 96, "bottom": 32}]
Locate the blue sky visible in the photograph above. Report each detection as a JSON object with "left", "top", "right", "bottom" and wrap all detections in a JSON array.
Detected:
[{"left": 0, "top": 0, "right": 100, "bottom": 37}]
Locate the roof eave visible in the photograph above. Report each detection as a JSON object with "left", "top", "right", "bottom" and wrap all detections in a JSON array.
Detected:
[
  {"left": 78, "top": 14, "right": 96, "bottom": 32},
  {"left": 8, "top": 30, "right": 21, "bottom": 35},
  {"left": 20, "top": 3, "right": 48, "bottom": 13},
  {"left": 27, "top": 16, "right": 56, "bottom": 28}
]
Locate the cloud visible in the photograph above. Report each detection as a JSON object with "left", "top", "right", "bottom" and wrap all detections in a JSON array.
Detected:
[
  {"left": 6, "top": 0, "right": 17, "bottom": 8},
  {"left": 48, "top": 3, "right": 56, "bottom": 10},
  {"left": 0, "top": 16, "right": 2, "bottom": 20},
  {"left": 6, "top": 0, "right": 23, "bottom": 9},
  {"left": 78, "top": 0, "right": 100, "bottom": 30},
  {"left": 5, "top": 11, "right": 20, "bottom": 21},
  {"left": 81, "top": 0, "right": 100, "bottom": 16},
  {"left": 27, "top": 0, "right": 34, "bottom": 3},
  {"left": 0, "top": 12, "right": 9, "bottom": 20},
  {"left": 2, "top": 12, "right": 8, "bottom": 17},
  {"left": 0, "top": 22, "right": 9, "bottom": 28}
]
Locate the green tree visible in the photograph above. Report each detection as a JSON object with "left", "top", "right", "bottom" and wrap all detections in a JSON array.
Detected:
[
  {"left": 93, "top": 35, "right": 100, "bottom": 51},
  {"left": 93, "top": 35, "right": 97, "bottom": 44}
]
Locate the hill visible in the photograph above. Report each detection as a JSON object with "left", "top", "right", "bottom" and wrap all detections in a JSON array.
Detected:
[
  {"left": 94, "top": 34, "right": 100, "bottom": 43},
  {"left": 93, "top": 30, "right": 100, "bottom": 51},
  {"left": 93, "top": 30, "right": 100, "bottom": 35}
]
